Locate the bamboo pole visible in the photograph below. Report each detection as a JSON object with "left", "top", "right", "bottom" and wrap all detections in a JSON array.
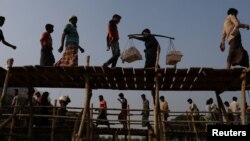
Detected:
[
  {"left": 28, "top": 87, "right": 35, "bottom": 141},
  {"left": 129, "top": 34, "right": 175, "bottom": 40},
  {"left": 71, "top": 110, "right": 83, "bottom": 141},
  {"left": 152, "top": 43, "right": 161, "bottom": 141},
  {"left": 153, "top": 73, "right": 161, "bottom": 141},
  {"left": 8, "top": 102, "right": 17, "bottom": 141},
  {"left": 162, "top": 112, "right": 166, "bottom": 141},
  {"left": 51, "top": 99, "right": 57, "bottom": 141},
  {"left": 89, "top": 104, "right": 94, "bottom": 141},
  {"left": 0, "top": 58, "right": 14, "bottom": 108},
  {"left": 76, "top": 56, "right": 91, "bottom": 141},
  {"left": 215, "top": 91, "right": 226, "bottom": 124},
  {"left": 127, "top": 105, "right": 131, "bottom": 141},
  {"left": 241, "top": 68, "right": 247, "bottom": 125}
]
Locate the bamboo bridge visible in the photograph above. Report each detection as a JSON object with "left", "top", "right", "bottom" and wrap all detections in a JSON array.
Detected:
[{"left": 0, "top": 58, "right": 250, "bottom": 141}]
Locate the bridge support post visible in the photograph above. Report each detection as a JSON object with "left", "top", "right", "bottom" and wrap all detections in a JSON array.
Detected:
[
  {"left": 240, "top": 68, "right": 248, "bottom": 125},
  {"left": 0, "top": 58, "right": 14, "bottom": 108},
  {"left": 74, "top": 56, "right": 92, "bottom": 141},
  {"left": 151, "top": 73, "right": 162, "bottom": 141}
]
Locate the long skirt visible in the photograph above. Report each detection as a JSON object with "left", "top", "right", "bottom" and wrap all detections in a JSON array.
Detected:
[
  {"left": 228, "top": 34, "right": 249, "bottom": 68},
  {"left": 96, "top": 110, "right": 109, "bottom": 126},
  {"left": 142, "top": 112, "right": 149, "bottom": 127},
  {"left": 55, "top": 45, "right": 78, "bottom": 66}
]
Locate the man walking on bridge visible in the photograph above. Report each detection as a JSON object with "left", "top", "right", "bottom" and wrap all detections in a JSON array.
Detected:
[{"left": 96, "top": 95, "right": 110, "bottom": 128}]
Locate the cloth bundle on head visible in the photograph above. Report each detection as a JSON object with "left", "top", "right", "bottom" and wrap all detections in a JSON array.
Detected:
[
  {"left": 59, "top": 96, "right": 71, "bottom": 103},
  {"left": 69, "top": 15, "right": 77, "bottom": 21}
]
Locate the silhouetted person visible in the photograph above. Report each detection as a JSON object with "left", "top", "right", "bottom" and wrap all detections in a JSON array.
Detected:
[
  {"left": 141, "top": 94, "right": 152, "bottom": 129},
  {"left": 117, "top": 93, "right": 127, "bottom": 128},
  {"left": 96, "top": 95, "right": 110, "bottom": 128},
  {"left": 229, "top": 96, "right": 241, "bottom": 125},
  {"left": 224, "top": 101, "right": 234, "bottom": 123},
  {"left": 187, "top": 98, "right": 200, "bottom": 120},
  {"left": 56, "top": 96, "right": 71, "bottom": 126},
  {"left": 11, "top": 89, "right": 19, "bottom": 106},
  {"left": 128, "top": 28, "right": 160, "bottom": 68},
  {"left": 40, "top": 92, "right": 51, "bottom": 126},
  {"left": 0, "top": 16, "right": 17, "bottom": 50},
  {"left": 160, "top": 96, "right": 169, "bottom": 120},
  {"left": 220, "top": 8, "right": 250, "bottom": 69},
  {"left": 40, "top": 23, "right": 55, "bottom": 66},
  {"left": 103, "top": 14, "right": 122, "bottom": 68}
]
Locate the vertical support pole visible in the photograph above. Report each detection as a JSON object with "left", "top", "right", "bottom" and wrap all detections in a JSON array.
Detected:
[
  {"left": 28, "top": 87, "right": 35, "bottom": 141},
  {"left": 89, "top": 104, "right": 94, "bottom": 141},
  {"left": 241, "top": 69, "right": 247, "bottom": 125},
  {"left": 162, "top": 113, "right": 166, "bottom": 141},
  {"left": 76, "top": 56, "right": 91, "bottom": 140},
  {"left": 154, "top": 73, "right": 161, "bottom": 141},
  {"left": 127, "top": 105, "right": 131, "bottom": 141},
  {"left": 51, "top": 99, "right": 57, "bottom": 141},
  {"left": 8, "top": 101, "right": 17, "bottom": 141},
  {"left": 0, "top": 58, "right": 14, "bottom": 108},
  {"left": 151, "top": 43, "right": 161, "bottom": 141},
  {"left": 215, "top": 91, "right": 225, "bottom": 124}
]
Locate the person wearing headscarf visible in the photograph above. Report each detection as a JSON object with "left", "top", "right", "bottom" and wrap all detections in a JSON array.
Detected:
[
  {"left": 55, "top": 15, "right": 84, "bottom": 66},
  {"left": 56, "top": 96, "right": 71, "bottom": 126}
]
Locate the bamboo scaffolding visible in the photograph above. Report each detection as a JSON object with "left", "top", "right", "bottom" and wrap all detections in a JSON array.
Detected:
[{"left": 0, "top": 58, "right": 14, "bottom": 108}]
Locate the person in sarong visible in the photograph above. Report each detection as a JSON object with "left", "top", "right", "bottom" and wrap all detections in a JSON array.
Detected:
[
  {"left": 96, "top": 95, "right": 110, "bottom": 128},
  {"left": 220, "top": 8, "right": 250, "bottom": 69},
  {"left": 55, "top": 15, "right": 84, "bottom": 66},
  {"left": 40, "top": 23, "right": 55, "bottom": 66}
]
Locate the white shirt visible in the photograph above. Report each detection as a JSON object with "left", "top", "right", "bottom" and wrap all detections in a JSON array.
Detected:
[{"left": 229, "top": 101, "right": 240, "bottom": 116}]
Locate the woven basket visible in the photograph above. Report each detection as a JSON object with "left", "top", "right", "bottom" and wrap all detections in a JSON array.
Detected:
[
  {"left": 166, "top": 51, "right": 183, "bottom": 65},
  {"left": 121, "top": 46, "right": 142, "bottom": 63}
]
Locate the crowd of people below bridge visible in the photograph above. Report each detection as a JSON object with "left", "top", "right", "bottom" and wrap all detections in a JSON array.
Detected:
[
  {"left": 187, "top": 97, "right": 250, "bottom": 125},
  {"left": 9, "top": 89, "right": 250, "bottom": 129}
]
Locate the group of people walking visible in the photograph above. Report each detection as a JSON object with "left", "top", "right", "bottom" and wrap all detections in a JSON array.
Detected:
[
  {"left": 102, "top": 14, "right": 161, "bottom": 68},
  {"left": 2, "top": 7, "right": 250, "bottom": 69},
  {"left": 188, "top": 96, "right": 250, "bottom": 125},
  {"left": 95, "top": 93, "right": 170, "bottom": 130},
  {"left": 40, "top": 15, "right": 84, "bottom": 66},
  {"left": 1, "top": 13, "right": 161, "bottom": 68}
]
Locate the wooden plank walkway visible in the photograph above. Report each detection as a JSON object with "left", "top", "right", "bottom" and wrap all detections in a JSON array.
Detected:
[{"left": 0, "top": 66, "right": 249, "bottom": 91}]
